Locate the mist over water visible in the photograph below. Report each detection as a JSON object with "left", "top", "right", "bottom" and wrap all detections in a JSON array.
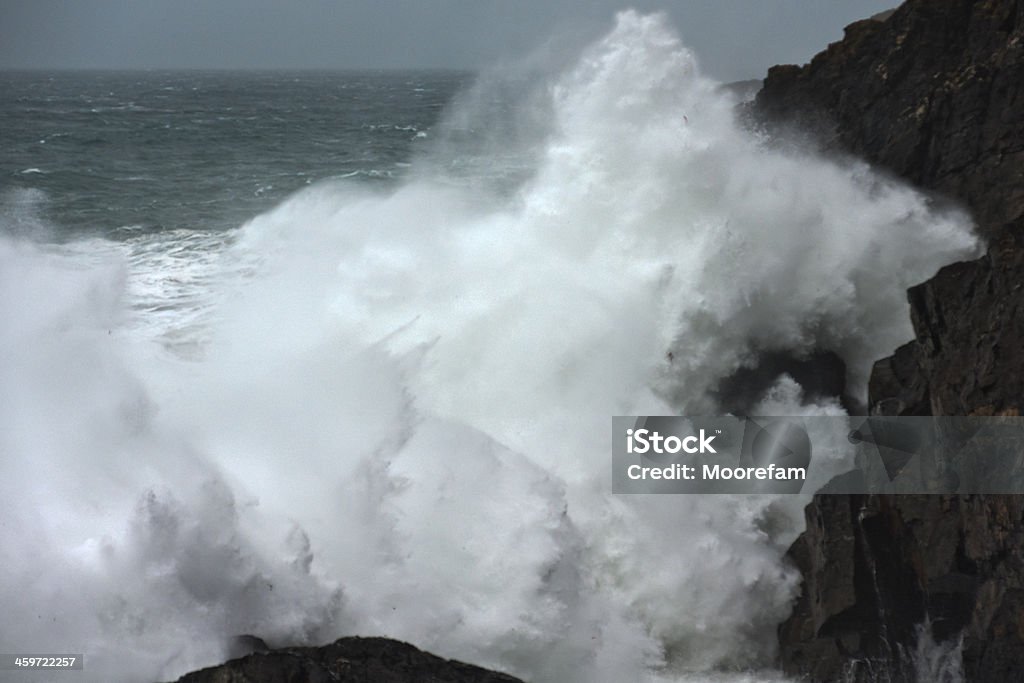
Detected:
[{"left": 0, "top": 12, "right": 978, "bottom": 683}]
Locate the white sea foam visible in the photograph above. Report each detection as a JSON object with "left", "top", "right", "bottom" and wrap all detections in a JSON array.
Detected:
[{"left": 0, "top": 12, "right": 979, "bottom": 683}]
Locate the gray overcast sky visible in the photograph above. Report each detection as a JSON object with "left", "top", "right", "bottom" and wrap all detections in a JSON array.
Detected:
[{"left": 0, "top": 0, "right": 896, "bottom": 81}]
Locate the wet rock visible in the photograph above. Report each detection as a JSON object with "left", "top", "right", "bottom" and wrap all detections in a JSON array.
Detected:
[
  {"left": 756, "top": 0, "right": 1024, "bottom": 680},
  {"left": 170, "top": 637, "right": 525, "bottom": 683}
]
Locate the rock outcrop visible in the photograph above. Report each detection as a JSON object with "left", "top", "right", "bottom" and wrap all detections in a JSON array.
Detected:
[
  {"left": 170, "top": 636, "right": 525, "bottom": 683},
  {"left": 756, "top": 0, "right": 1024, "bottom": 680},
  {"left": 757, "top": 0, "right": 1023, "bottom": 243}
]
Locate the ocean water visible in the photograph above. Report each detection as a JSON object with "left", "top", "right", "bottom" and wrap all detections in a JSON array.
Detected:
[
  {"left": 0, "top": 69, "right": 468, "bottom": 235},
  {"left": 0, "top": 12, "right": 978, "bottom": 683}
]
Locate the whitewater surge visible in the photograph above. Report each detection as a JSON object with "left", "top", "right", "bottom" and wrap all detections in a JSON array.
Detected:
[{"left": 0, "top": 12, "right": 979, "bottom": 683}]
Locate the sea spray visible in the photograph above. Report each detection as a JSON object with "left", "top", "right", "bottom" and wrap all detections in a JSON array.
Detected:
[{"left": 0, "top": 11, "right": 979, "bottom": 683}]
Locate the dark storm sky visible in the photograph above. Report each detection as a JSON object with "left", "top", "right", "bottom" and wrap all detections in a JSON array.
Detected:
[{"left": 0, "top": 0, "right": 897, "bottom": 81}]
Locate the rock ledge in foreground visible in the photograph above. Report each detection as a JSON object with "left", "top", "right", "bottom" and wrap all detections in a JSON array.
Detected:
[{"left": 170, "top": 636, "right": 526, "bottom": 683}]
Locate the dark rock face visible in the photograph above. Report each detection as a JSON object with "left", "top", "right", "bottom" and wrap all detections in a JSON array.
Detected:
[
  {"left": 757, "top": 0, "right": 1024, "bottom": 420},
  {"left": 756, "top": 0, "right": 1024, "bottom": 680},
  {"left": 170, "top": 636, "right": 525, "bottom": 683},
  {"left": 869, "top": 228, "right": 1024, "bottom": 419},
  {"left": 779, "top": 495, "right": 1024, "bottom": 682},
  {"left": 756, "top": 0, "right": 1024, "bottom": 241}
]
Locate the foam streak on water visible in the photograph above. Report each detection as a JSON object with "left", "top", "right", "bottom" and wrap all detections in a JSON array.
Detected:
[{"left": 0, "top": 12, "right": 977, "bottom": 683}]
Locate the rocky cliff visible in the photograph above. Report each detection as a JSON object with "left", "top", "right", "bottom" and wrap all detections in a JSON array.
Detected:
[{"left": 755, "top": 0, "right": 1024, "bottom": 680}]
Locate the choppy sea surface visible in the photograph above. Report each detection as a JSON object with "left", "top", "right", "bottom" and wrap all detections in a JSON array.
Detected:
[
  {"left": 1, "top": 69, "right": 468, "bottom": 236},
  {"left": 0, "top": 13, "right": 975, "bottom": 683}
]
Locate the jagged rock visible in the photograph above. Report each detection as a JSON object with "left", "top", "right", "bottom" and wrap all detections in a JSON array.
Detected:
[
  {"left": 757, "top": 0, "right": 1024, "bottom": 241},
  {"left": 780, "top": 495, "right": 1024, "bottom": 681},
  {"left": 898, "top": 228, "right": 1024, "bottom": 417},
  {"left": 757, "top": 0, "right": 1024, "bottom": 419},
  {"left": 170, "top": 637, "right": 525, "bottom": 683},
  {"left": 756, "top": 0, "right": 1024, "bottom": 680}
]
